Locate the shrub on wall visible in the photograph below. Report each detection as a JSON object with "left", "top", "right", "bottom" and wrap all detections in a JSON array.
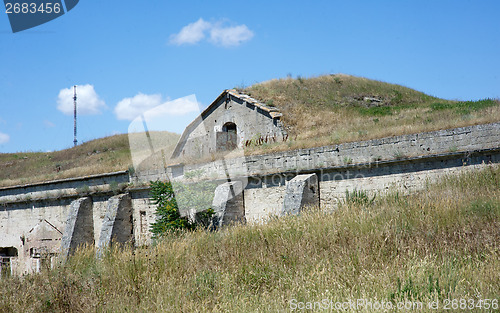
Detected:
[
  {"left": 149, "top": 180, "right": 215, "bottom": 237},
  {"left": 150, "top": 180, "right": 193, "bottom": 236}
]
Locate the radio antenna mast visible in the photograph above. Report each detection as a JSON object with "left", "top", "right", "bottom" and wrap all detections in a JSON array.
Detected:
[{"left": 73, "top": 85, "right": 77, "bottom": 147}]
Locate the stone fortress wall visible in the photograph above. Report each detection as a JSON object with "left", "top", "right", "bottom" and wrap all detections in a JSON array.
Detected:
[{"left": 1, "top": 122, "right": 499, "bottom": 276}]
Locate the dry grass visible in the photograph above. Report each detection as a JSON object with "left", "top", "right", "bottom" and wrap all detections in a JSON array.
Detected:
[
  {"left": 242, "top": 74, "right": 500, "bottom": 154},
  {"left": 0, "top": 131, "right": 180, "bottom": 187},
  {"left": 1, "top": 74, "right": 499, "bottom": 185},
  {"left": 128, "top": 131, "right": 181, "bottom": 171},
  {"left": 1, "top": 165, "right": 498, "bottom": 312},
  {"left": 0, "top": 134, "right": 132, "bottom": 187}
]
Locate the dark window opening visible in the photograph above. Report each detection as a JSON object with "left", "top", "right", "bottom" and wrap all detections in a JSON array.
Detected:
[
  {"left": 0, "top": 247, "right": 18, "bottom": 257},
  {"left": 0, "top": 247, "right": 17, "bottom": 278},
  {"left": 222, "top": 122, "right": 237, "bottom": 133},
  {"left": 30, "top": 247, "right": 40, "bottom": 258}
]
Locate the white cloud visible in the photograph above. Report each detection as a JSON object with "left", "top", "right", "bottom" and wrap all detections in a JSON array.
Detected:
[
  {"left": 209, "top": 24, "right": 254, "bottom": 47},
  {"left": 115, "top": 93, "right": 163, "bottom": 121},
  {"left": 57, "top": 84, "right": 106, "bottom": 115},
  {"left": 144, "top": 96, "right": 200, "bottom": 119},
  {"left": 0, "top": 132, "right": 10, "bottom": 144},
  {"left": 170, "top": 18, "right": 254, "bottom": 47},
  {"left": 169, "top": 18, "right": 211, "bottom": 45},
  {"left": 115, "top": 93, "right": 200, "bottom": 121}
]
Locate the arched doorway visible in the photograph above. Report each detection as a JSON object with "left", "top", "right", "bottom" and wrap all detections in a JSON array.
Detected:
[{"left": 216, "top": 122, "right": 238, "bottom": 152}]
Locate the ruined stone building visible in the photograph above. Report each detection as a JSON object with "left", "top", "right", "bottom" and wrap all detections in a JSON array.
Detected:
[{"left": 171, "top": 89, "right": 287, "bottom": 159}]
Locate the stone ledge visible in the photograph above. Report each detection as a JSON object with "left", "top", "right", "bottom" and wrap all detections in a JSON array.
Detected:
[{"left": 0, "top": 171, "right": 129, "bottom": 192}]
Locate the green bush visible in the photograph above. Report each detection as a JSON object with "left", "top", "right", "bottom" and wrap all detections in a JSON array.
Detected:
[
  {"left": 431, "top": 98, "right": 499, "bottom": 114},
  {"left": 343, "top": 189, "right": 375, "bottom": 206},
  {"left": 149, "top": 180, "right": 193, "bottom": 237},
  {"left": 149, "top": 180, "right": 216, "bottom": 238}
]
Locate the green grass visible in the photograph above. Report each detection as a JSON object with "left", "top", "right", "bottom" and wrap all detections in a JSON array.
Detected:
[
  {"left": 356, "top": 102, "right": 421, "bottom": 116},
  {"left": 1, "top": 165, "right": 498, "bottom": 312},
  {"left": 343, "top": 189, "right": 375, "bottom": 206},
  {"left": 431, "top": 98, "right": 499, "bottom": 115}
]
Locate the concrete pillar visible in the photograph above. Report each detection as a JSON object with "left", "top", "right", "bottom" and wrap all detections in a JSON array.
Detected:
[
  {"left": 97, "top": 194, "right": 133, "bottom": 252},
  {"left": 281, "top": 173, "right": 319, "bottom": 216},
  {"left": 212, "top": 181, "right": 245, "bottom": 227},
  {"left": 60, "top": 197, "right": 94, "bottom": 258}
]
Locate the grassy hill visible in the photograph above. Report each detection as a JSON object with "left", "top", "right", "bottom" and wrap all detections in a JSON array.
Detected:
[
  {"left": 0, "top": 134, "right": 133, "bottom": 187},
  {"left": 0, "top": 131, "right": 181, "bottom": 187},
  {"left": 1, "top": 164, "right": 498, "bottom": 312},
  {"left": 242, "top": 74, "right": 500, "bottom": 152},
  {"left": 1, "top": 74, "right": 498, "bottom": 186}
]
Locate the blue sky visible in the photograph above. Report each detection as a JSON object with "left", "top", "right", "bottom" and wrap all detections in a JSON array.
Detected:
[{"left": 0, "top": 0, "right": 499, "bottom": 153}]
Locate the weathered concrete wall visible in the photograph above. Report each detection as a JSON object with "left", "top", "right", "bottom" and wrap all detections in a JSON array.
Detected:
[
  {"left": 281, "top": 174, "right": 319, "bottom": 216},
  {"left": 61, "top": 197, "right": 94, "bottom": 258},
  {"left": 97, "top": 194, "right": 133, "bottom": 251},
  {"left": 245, "top": 185, "right": 286, "bottom": 224},
  {"left": 0, "top": 198, "right": 70, "bottom": 275},
  {"left": 317, "top": 151, "right": 498, "bottom": 209},
  {"left": 170, "top": 122, "right": 500, "bottom": 182},
  {"left": 24, "top": 219, "right": 63, "bottom": 273},
  {"left": 0, "top": 192, "right": 136, "bottom": 274},
  {"left": 0, "top": 171, "right": 129, "bottom": 200},
  {"left": 0, "top": 122, "right": 499, "bottom": 275},
  {"left": 91, "top": 195, "right": 113, "bottom": 246},
  {"left": 129, "top": 188, "right": 157, "bottom": 247},
  {"left": 239, "top": 149, "right": 500, "bottom": 221},
  {"left": 212, "top": 181, "right": 245, "bottom": 226},
  {"left": 0, "top": 172, "right": 131, "bottom": 275}
]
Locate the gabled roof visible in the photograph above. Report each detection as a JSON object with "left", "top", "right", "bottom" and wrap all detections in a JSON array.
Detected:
[
  {"left": 171, "top": 89, "right": 282, "bottom": 159},
  {"left": 225, "top": 89, "right": 282, "bottom": 119}
]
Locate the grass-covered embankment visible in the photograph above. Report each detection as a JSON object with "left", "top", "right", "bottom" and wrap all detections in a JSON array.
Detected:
[
  {"left": 0, "top": 131, "right": 180, "bottom": 187},
  {"left": 243, "top": 74, "right": 500, "bottom": 152},
  {"left": 0, "top": 134, "right": 132, "bottom": 187},
  {"left": 1, "top": 165, "right": 498, "bottom": 312},
  {"left": 1, "top": 74, "right": 498, "bottom": 187}
]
